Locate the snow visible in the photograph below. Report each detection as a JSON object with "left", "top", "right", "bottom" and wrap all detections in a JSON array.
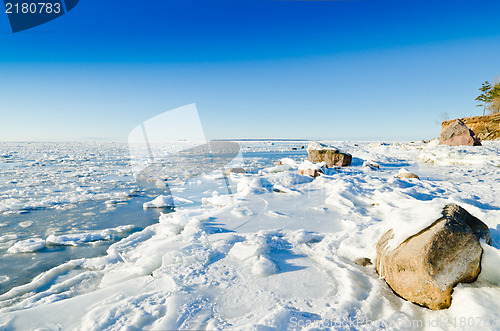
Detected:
[
  {"left": 142, "top": 195, "right": 193, "bottom": 208},
  {"left": 7, "top": 238, "right": 45, "bottom": 254},
  {"left": 0, "top": 142, "right": 136, "bottom": 215},
  {"left": 1, "top": 140, "right": 500, "bottom": 330},
  {"left": 298, "top": 160, "right": 326, "bottom": 170},
  {"left": 45, "top": 225, "right": 135, "bottom": 246},
  {"left": 306, "top": 141, "right": 339, "bottom": 151},
  {"left": 6, "top": 225, "right": 136, "bottom": 255}
]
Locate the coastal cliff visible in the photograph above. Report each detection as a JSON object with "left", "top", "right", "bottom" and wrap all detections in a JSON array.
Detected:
[{"left": 442, "top": 113, "right": 500, "bottom": 141}]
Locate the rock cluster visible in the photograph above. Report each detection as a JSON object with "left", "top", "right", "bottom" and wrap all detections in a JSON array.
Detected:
[{"left": 376, "top": 204, "right": 491, "bottom": 310}]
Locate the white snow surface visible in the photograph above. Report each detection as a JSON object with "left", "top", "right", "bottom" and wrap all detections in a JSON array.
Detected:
[
  {"left": 7, "top": 238, "right": 45, "bottom": 254},
  {"left": 45, "top": 225, "right": 135, "bottom": 246},
  {"left": 1, "top": 140, "right": 500, "bottom": 330},
  {"left": 142, "top": 195, "right": 193, "bottom": 208},
  {"left": 306, "top": 141, "right": 338, "bottom": 151}
]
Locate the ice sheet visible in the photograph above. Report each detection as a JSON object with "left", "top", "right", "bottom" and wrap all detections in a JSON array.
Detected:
[{"left": 0, "top": 140, "right": 499, "bottom": 330}]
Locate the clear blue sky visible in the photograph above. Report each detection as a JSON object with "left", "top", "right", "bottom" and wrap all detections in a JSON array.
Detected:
[{"left": 1, "top": 0, "right": 499, "bottom": 141}]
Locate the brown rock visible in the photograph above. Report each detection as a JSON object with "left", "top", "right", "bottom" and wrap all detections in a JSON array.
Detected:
[
  {"left": 439, "top": 119, "right": 482, "bottom": 146},
  {"left": 376, "top": 204, "right": 491, "bottom": 310},
  {"left": 442, "top": 114, "right": 500, "bottom": 141},
  {"left": 225, "top": 167, "right": 246, "bottom": 175},
  {"left": 354, "top": 258, "right": 372, "bottom": 267},
  {"left": 307, "top": 146, "right": 352, "bottom": 167},
  {"left": 397, "top": 172, "right": 419, "bottom": 179},
  {"left": 297, "top": 168, "right": 323, "bottom": 178}
]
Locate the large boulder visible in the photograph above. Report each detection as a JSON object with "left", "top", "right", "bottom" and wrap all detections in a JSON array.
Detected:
[
  {"left": 307, "top": 142, "right": 352, "bottom": 167},
  {"left": 439, "top": 119, "right": 482, "bottom": 146},
  {"left": 442, "top": 113, "right": 500, "bottom": 141},
  {"left": 376, "top": 204, "right": 491, "bottom": 310}
]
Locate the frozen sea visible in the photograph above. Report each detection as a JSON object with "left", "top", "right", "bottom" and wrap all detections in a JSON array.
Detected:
[{"left": 0, "top": 140, "right": 500, "bottom": 330}]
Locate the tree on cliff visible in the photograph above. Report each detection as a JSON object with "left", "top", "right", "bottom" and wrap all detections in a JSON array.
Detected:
[
  {"left": 476, "top": 81, "right": 492, "bottom": 116},
  {"left": 489, "top": 83, "right": 500, "bottom": 114},
  {"left": 476, "top": 81, "right": 500, "bottom": 115}
]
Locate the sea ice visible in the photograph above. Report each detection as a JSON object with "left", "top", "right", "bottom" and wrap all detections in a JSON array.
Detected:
[
  {"left": 142, "top": 195, "right": 193, "bottom": 208},
  {"left": 7, "top": 238, "right": 45, "bottom": 254},
  {"left": 1, "top": 140, "right": 499, "bottom": 330}
]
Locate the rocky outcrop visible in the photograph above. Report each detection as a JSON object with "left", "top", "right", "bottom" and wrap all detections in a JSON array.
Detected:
[
  {"left": 439, "top": 119, "right": 481, "bottom": 146},
  {"left": 442, "top": 114, "right": 500, "bottom": 141},
  {"left": 376, "top": 204, "right": 491, "bottom": 310},
  {"left": 307, "top": 142, "right": 352, "bottom": 167}
]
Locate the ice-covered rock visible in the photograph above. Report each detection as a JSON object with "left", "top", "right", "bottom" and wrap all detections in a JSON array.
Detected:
[
  {"left": 306, "top": 142, "right": 352, "bottom": 167},
  {"left": 296, "top": 160, "right": 327, "bottom": 177},
  {"left": 396, "top": 168, "right": 419, "bottom": 179},
  {"left": 362, "top": 160, "right": 380, "bottom": 170},
  {"left": 376, "top": 204, "right": 491, "bottom": 310},
  {"left": 439, "top": 119, "right": 482, "bottom": 146}
]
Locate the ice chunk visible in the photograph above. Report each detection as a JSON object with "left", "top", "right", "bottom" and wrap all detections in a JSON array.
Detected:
[
  {"left": 7, "top": 238, "right": 46, "bottom": 254},
  {"left": 46, "top": 225, "right": 135, "bottom": 246},
  {"left": 143, "top": 195, "right": 193, "bottom": 208},
  {"left": 229, "top": 241, "right": 264, "bottom": 261},
  {"left": 252, "top": 256, "right": 278, "bottom": 276},
  {"left": 298, "top": 160, "right": 326, "bottom": 170}
]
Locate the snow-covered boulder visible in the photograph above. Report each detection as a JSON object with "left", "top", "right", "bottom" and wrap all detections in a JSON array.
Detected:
[
  {"left": 376, "top": 204, "right": 491, "bottom": 310},
  {"left": 306, "top": 142, "right": 352, "bottom": 167},
  {"left": 296, "top": 160, "right": 326, "bottom": 178},
  {"left": 439, "top": 119, "right": 482, "bottom": 146},
  {"left": 362, "top": 160, "right": 380, "bottom": 170}
]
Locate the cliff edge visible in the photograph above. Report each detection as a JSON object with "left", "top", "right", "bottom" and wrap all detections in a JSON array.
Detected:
[{"left": 442, "top": 113, "right": 500, "bottom": 141}]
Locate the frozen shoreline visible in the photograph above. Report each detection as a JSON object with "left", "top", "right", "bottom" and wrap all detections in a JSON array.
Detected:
[{"left": 1, "top": 140, "right": 500, "bottom": 330}]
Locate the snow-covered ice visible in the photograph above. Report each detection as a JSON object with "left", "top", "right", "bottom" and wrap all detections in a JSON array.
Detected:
[
  {"left": 45, "top": 225, "right": 135, "bottom": 247},
  {"left": 143, "top": 195, "right": 193, "bottom": 208},
  {"left": 0, "top": 140, "right": 499, "bottom": 330},
  {"left": 7, "top": 238, "right": 45, "bottom": 254}
]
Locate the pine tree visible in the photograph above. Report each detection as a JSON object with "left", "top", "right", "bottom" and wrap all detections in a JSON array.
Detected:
[
  {"left": 475, "top": 81, "right": 492, "bottom": 116},
  {"left": 489, "top": 82, "right": 500, "bottom": 114}
]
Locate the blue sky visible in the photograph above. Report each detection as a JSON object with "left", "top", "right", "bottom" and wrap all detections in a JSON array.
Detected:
[{"left": 1, "top": 0, "right": 499, "bottom": 141}]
